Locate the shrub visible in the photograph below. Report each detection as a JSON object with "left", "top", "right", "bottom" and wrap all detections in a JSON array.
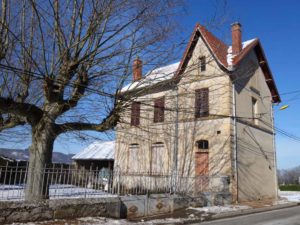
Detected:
[{"left": 279, "top": 184, "right": 300, "bottom": 191}]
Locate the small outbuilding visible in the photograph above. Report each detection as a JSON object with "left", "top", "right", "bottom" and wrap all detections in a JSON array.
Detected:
[{"left": 72, "top": 141, "right": 115, "bottom": 171}]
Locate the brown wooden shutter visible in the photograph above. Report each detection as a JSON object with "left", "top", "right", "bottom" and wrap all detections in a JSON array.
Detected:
[
  {"left": 195, "top": 88, "right": 209, "bottom": 118},
  {"left": 154, "top": 97, "right": 165, "bottom": 123},
  {"left": 131, "top": 101, "right": 141, "bottom": 126}
]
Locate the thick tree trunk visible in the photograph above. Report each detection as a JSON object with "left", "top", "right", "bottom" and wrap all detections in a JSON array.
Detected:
[{"left": 25, "top": 122, "right": 55, "bottom": 201}]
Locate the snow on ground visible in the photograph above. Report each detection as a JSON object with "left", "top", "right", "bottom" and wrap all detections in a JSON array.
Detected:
[
  {"left": 0, "top": 184, "right": 115, "bottom": 201},
  {"left": 279, "top": 191, "right": 300, "bottom": 202},
  {"left": 189, "top": 204, "right": 251, "bottom": 214}
]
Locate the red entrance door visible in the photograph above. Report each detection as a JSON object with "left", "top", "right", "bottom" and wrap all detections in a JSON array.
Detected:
[{"left": 195, "top": 152, "right": 209, "bottom": 192}]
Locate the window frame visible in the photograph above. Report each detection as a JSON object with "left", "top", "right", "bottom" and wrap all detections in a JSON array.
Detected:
[
  {"left": 199, "top": 56, "right": 206, "bottom": 72},
  {"left": 251, "top": 97, "right": 258, "bottom": 125},
  {"left": 196, "top": 140, "right": 209, "bottom": 152},
  {"left": 195, "top": 88, "right": 209, "bottom": 118},
  {"left": 131, "top": 101, "right": 141, "bottom": 126},
  {"left": 151, "top": 142, "right": 165, "bottom": 175},
  {"left": 127, "top": 143, "right": 139, "bottom": 173},
  {"left": 153, "top": 97, "right": 165, "bottom": 123}
]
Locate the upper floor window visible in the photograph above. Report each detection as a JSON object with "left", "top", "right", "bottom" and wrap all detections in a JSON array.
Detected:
[
  {"left": 196, "top": 140, "right": 209, "bottom": 151},
  {"left": 154, "top": 97, "right": 165, "bottom": 123},
  {"left": 195, "top": 88, "right": 209, "bottom": 118},
  {"left": 131, "top": 101, "right": 141, "bottom": 126},
  {"left": 252, "top": 97, "right": 258, "bottom": 125},
  {"left": 199, "top": 56, "right": 206, "bottom": 72}
]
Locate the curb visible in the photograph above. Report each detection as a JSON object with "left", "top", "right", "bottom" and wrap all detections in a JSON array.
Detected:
[
  {"left": 211, "top": 202, "right": 300, "bottom": 220},
  {"left": 151, "top": 202, "right": 300, "bottom": 225}
]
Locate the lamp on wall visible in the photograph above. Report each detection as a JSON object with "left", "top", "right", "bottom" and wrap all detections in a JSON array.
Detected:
[{"left": 279, "top": 105, "right": 289, "bottom": 110}]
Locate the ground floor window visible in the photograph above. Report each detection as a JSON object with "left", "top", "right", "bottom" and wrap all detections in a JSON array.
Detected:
[
  {"left": 127, "top": 143, "right": 139, "bottom": 173},
  {"left": 151, "top": 142, "right": 165, "bottom": 174}
]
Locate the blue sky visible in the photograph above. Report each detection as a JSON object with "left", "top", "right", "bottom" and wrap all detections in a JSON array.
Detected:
[{"left": 2, "top": 0, "right": 300, "bottom": 169}]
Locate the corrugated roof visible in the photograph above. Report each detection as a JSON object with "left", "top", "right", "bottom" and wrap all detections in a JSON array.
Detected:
[{"left": 72, "top": 141, "right": 115, "bottom": 160}]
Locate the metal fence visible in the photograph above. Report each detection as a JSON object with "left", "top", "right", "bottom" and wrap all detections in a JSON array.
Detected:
[{"left": 0, "top": 163, "right": 229, "bottom": 201}]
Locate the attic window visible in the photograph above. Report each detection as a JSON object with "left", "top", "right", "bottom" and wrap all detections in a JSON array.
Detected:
[
  {"left": 252, "top": 97, "right": 258, "bottom": 125},
  {"left": 196, "top": 140, "right": 209, "bottom": 150},
  {"left": 199, "top": 56, "right": 206, "bottom": 72}
]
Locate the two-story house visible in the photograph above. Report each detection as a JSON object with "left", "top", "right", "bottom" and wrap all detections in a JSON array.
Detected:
[{"left": 114, "top": 22, "right": 280, "bottom": 203}]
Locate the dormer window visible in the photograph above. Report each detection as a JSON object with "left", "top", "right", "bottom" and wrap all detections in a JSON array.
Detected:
[{"left": 199, "top": 56, "right": 206, "bottom": 72}]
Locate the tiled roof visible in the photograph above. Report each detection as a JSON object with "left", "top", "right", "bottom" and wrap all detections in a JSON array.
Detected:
[
  {"left": 122, "top": 23, "right": 280, "bottom": 103},
  {"left": 176, "top": 23, "right": 281, "bottom": 103}
]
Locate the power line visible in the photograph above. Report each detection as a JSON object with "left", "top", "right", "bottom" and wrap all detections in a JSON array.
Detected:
[{"left": 280, "top": 90, "right": 300, "bottom": 96}]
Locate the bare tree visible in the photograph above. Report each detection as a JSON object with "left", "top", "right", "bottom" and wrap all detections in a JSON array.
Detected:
[{"left": 0, "top": 0, "right": 184, "bottom": 201}]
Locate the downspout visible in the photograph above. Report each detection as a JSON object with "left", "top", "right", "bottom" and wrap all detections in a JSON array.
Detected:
[
  {"left": 232, "top": 82, "right": 238, "bottom": 202},
  {"left": 172, "top": 86, "right": 179, "bottom": 193},
  {"left": 271, "top": 103, "right": 278, "bottom": 200}
]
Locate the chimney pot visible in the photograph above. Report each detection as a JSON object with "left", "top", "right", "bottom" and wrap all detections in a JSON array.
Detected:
[
  {"left": 133, "top": 57, "right": 142, "bottom": 81},
  {"left": 231, "top": 22, "right": 242, "bottom": 55}
]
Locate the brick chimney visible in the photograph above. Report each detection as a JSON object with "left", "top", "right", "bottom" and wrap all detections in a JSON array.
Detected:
[
  {"left": 231, "top": 22, "right": 242, "bottom": 55},
  {"left": 133, "top": 57, "right": 142, "bottom": 81}
]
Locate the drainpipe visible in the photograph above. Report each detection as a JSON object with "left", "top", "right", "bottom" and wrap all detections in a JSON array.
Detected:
[
  {"left": 271, "top": 103, "right": 278, "bottom": 200},
  {"left": 172, "top": 86, "right": 179, "bottom": 193},
  {"left": 232, "top": 82, "right": 238, "bottom": 202}
]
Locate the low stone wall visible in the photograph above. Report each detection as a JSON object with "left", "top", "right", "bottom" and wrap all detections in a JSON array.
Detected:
[
  {"left": 120, "top": 193, "right": 231, "bottom": 219},
  {"left": 0, "top": 197, "right": 122, "bottom": 224},
  {"left": 0, "top": 192, "right": 232, "bottom": 223}
]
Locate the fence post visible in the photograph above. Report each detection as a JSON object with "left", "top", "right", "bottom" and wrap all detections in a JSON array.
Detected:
[{"left": 3, "top": 161, "right": 8, "bottom": 185}]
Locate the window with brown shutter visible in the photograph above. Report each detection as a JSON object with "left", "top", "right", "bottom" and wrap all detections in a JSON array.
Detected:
[
  {"left": 151, "top": 142, "right": 165, "bottom": 175},
  {"left": 195, "top": 88, "right": 209, "bottom": 118},
  {"left": 154, "top": 97, "right": 165, "bottom": 123},
  {"left": 131, "top": 101, "right": 141, "bottom": 126}
]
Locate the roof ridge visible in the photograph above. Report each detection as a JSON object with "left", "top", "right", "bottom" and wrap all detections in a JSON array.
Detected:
[{"left": 197, "top": 24, "right": 229, "bottom": 48}]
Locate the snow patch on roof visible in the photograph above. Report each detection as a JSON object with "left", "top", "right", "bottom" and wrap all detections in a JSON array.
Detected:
[
  {"left": 72, "top": 141, "right": 115, "bottom": 160},
  {"left": 121, "top": 62, "right": 179, "bottom": 92},
  {"left": 227, "top": 38, "right": 257, "bottom": 68}
]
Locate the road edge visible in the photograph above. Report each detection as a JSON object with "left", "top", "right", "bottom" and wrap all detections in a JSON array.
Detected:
[{"left": 153, "top": 202, "right": 300, "bottom": 225}]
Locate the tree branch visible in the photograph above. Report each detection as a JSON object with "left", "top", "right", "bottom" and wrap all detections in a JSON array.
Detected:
[
  {"left": 0, "top": 97, "right": 43, "bottom": 125},
  {"left": 57, "top": 103, "right": 122, "bottom": 134},
  {"left": 0, "top": 114, "right": 26, "bottom": 131}
]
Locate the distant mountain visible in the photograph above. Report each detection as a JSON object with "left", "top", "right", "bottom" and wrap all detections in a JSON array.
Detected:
[{"left": 0, "top": 148, "right": 74, "bottom": 164}]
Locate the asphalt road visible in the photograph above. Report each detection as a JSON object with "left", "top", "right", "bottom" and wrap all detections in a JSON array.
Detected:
[{"left": 198, "top": 206, "right": 300, "bottom": 225}]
